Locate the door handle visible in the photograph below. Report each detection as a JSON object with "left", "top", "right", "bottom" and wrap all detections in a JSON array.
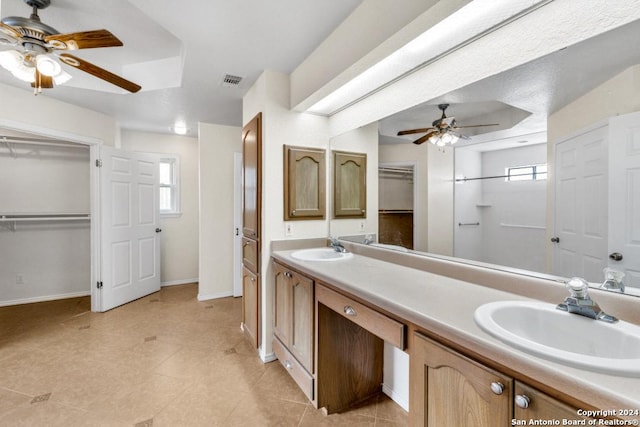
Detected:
[
  {"left": 550, "top": 237, "right": 560, "bottom": 243},
  {"left": 609, "top": 252, "right": 623, "bottom": 261},
  {"left": 155, "top": 228, "right": 162, "bottom": 233}
]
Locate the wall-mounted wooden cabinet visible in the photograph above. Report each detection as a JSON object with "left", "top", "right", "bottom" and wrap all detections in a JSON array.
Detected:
[
  {"left": 333, "top": 150, "right": 366, "bottom": 218},
  {"left": 284, "top": 145, "right": 326, "bottom": 220}
]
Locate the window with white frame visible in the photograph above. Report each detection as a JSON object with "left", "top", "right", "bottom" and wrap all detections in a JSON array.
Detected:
[
  {"left": 159, "top": 156, "right": 180, "bottom": 216},
  {"left": 505, "top": 163, "right": 547, "bottom": 181}
]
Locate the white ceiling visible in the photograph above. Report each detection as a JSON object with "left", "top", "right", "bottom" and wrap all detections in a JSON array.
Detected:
[
  {"left": 0, "top": 0, "right": 362, "bottom": 135},
  {"left": 380, "top": 17, "right": 640, "bottom": 151}
]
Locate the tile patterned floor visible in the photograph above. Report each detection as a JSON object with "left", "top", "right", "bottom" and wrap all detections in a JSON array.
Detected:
[{"left": 0, "top": 284, "right": 408, "bottom": 426}]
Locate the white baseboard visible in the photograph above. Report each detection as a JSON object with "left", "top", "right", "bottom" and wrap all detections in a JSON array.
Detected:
[
  {"left": 197, "top": 290, "right": 234, "bottom": 301},
  {"left": 161, "top": 278, "right": 199, "bottom": 287},
  {"left": 382, "top": 383, "right": 409, "bottom": 412},
  {"left": 0, "top": 290, "right": 91, "bottom": 308}
]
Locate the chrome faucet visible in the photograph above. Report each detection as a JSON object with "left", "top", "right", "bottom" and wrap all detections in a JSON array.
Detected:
[
  {"left": 600, "top": 267, "right": 625, "bottom": 293},
  {"left": 556, "top": 277, "right": 618, "bottom": 323},
  {"left": 329, "top": 237, "right": 348, "bottom": 253},
  {"left": 363, "top": 234, "right": 374, "bottom": 245}
]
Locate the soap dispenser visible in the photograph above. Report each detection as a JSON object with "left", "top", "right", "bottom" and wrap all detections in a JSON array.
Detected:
[{"left": 601, "top": 267, "right": 625, "bottom": 293}]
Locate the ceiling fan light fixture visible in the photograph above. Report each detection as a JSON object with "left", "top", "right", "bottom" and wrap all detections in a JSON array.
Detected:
[
  {"left": 35, "top": 54, "right": 61, "bottom": 77},
  {"left": 0, "top": 50, "right": 35, "bottom": 82},
  {"left": 53, "top": 69, "right": 72, "bottom": 85}
]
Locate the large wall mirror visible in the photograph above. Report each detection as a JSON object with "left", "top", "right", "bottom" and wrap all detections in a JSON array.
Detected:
[{"left": 330, "top": 18, "right": 640, "bottom": 298}]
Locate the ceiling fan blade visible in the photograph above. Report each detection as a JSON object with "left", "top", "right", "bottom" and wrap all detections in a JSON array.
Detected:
[
  {"left": 58, "top": 53, "right": 141, "bottom": 93},
  {"left": 455, "top": 123, "right": 499, "bottom": 129},
  {"left": 0, "top": 22, "right": 21, "bottom": 44},
  {"left": 413, "top": 130, "right": 439, "bottom": 145},
  {"left": 398, "top": 127, "right": 435, "bottom": 136},
  {"left": 46, "top": 29, "right": 123, "bottom": 50},
  {"left": 31, "top": 70, "right": 54, "bottom": 89}
]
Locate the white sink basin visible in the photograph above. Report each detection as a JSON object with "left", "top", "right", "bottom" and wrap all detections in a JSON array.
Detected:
[
  {"left": 290, "top": 248, "right": 354, "bottom": 262},
  {"left": 474, "top": 300, "right": 640, "bottom": 376}
]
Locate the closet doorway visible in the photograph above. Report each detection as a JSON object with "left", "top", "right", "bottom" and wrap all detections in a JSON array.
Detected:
[
  {"left": 378, "top": 163, "right": 415, "bottom": 249},
  {"left": 0, "top": 124, "right": 161, "bottom": 312}
]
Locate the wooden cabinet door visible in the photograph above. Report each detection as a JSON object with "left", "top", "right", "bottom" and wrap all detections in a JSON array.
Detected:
[
  {"left": 273, "top": 262, "right": 291, "bottom": 345},
  {"left": 242, "top": 112, "right": 261, "bottom": 239},
  {"left": 333, "top": 150, "right": 366, "bottom": 218},
  {"left": 290, "top": 271, "right": 314, "bottom": 372},
  {"left": 284, "top": 145, "right": 326, "bottom": 220},
  {"left": 242, "top": 236, "right": 259, "bottom": 274},
  {"left": 410, "top": 332, "right": 511, "bottom": 427},
  {"left": 242, "top": 266, "right": 260, "bottom": 348},
  {"left": 514, "top": 382, "right": 591, "bottom": 422}
]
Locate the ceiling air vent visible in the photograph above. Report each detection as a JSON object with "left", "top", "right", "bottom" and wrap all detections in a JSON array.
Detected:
[{"left": 221, "top": 74, "right": 243, "bottom": 88}]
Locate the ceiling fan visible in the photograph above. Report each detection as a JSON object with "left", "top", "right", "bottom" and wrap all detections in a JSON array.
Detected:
[
  {"left": 0, "top": 0, "right": 141, "bottom": 94},
  {"left": 397, "top": 104, "right": 498, "bottom": 146}
]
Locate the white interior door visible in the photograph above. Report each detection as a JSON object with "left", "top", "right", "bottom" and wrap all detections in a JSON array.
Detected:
[
  {"left": 99, "top": 147, "right": 161, "bottom": 311},
  {"left": 553, "top": 125, "right": 608, "bottom": 282},
  {"left": 608, "top": 112, "right": 640, "bottom": 290},
  {"left": 233, "top": 152, "right": 243, "bottom": 297}
]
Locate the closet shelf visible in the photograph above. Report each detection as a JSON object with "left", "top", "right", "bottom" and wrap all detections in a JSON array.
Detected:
[{"left": 0, "top": 214, "right": 90, "bottom": 231}]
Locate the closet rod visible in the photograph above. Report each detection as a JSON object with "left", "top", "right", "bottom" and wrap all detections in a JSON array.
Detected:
[
  {"left": 0, "top": 214, "right": 90, "bottom": 221},
  {"left": 379, "top": 167, "right": 414, "bottom": 174},
  {"left": 456, "top": 172, "right": 538, "bottom": 182}
]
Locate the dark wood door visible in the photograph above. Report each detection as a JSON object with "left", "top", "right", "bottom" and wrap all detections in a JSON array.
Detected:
[{"left": 242, "top": 112, "right": 262, "bottom": 239}]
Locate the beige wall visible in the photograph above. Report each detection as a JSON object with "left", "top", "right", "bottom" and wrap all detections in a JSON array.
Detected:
[
  {"left": 198, "top": 122, "right": 242, "bottom": 300},
  {"left": 0, "top": 83, "right": 118, "bottom": 146},
  {"left": 379, "top": 141, "right": 429, "bottom": 251},
  {"left": 548, "top": 64, "right": 640, "bottom": 143},
  {"left": 120, "top": 130, "right": 199, "bottom": 285},
  {"left": 427, "top": 144, "right": 454, "bottom": 256}
]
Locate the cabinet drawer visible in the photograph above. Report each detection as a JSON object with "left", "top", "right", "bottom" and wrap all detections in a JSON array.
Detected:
[
  {"left": 316, "top": 284, "right": 405, "bottom": 349},
  {"left": 242, "top": 237, "right": 259, "bottom": 273},
  {"left": 273, "top": 336, "right": 314, "bottom": 401}
]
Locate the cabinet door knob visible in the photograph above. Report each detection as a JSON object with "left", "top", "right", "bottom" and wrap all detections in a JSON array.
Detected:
[
  {"left": 284, "top": 271, "right": 292, "bottom": 278},
  {"left": 284, "top": 360, "right": 292, "bottom": 370},
  {"left": 490, "top": 382, "right": 504, "bottom": 395},
  {"left": 515, "top": 394, "right": 530, "bottom": 409},
  {"left": 291, "top": 210, "right": 296, "bottom": 216},
  {"left": 343, "top": 306, "right": 357, "bottom": 316}
]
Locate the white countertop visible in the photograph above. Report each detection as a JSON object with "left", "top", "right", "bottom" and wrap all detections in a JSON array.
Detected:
[{"left": 272, "top": 248, "right": 640, "bottom": 414}]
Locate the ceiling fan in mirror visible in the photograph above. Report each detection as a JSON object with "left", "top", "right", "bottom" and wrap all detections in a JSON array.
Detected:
[
  {"left": 397, "top": 103, "right": 498, "bottom": 146},
  {"left": 0, "top": 0, "right": 140, "bottom": 94}
]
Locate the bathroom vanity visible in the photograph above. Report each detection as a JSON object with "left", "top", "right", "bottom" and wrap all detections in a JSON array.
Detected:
[{"left": 271, "top": 244, "right": 640, "bottom": 426}]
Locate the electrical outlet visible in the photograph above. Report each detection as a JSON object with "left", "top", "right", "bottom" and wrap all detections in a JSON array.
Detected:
[
  {"left": 285, "top": 222, "right": 293, "bottom": 236},
  {"left": 359, "top": 221, "right": 365, "bottom": 232},
  {"left": 15, "top": 274, "right": 24, "bottom": 285}
]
